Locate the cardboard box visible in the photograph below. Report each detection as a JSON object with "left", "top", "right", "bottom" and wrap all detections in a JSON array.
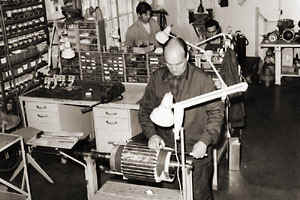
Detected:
[
  {"left": 281, "top": 48, "right": 293, "bottom": 67},
  {"left": 229, "top": 137, "right": 241, "bottom": 171}
]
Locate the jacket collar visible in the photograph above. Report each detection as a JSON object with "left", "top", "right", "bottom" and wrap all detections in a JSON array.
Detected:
[{"left": 162, "top": 63, "right": 190, "bottom": 81}]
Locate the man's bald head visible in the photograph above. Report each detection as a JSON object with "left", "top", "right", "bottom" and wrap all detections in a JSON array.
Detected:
[
  {"left": 164, "top": 38, "right": 188, "bottom": 76},
  {"left": 164, "top": 38, "right": 188, "bottom": 60}
]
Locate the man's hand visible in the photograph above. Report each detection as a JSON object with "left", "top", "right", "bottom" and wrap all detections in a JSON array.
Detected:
[
  {"left": 191, "top": 141, "right": 207, "bottom": 159},
  {"left": 148, "top": 135, "right": 165, "bottom": 150}
]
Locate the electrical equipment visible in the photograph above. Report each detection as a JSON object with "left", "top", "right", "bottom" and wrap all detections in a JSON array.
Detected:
[
  {"left": 109, "top": 141, "right": 176, "bottom": 183},
  {"left": 268, "top": 31, "right": 280, "bottom": 43},
  {"left": 282, "top": 29, "right": 295, "bottom": 43},
  {"left": 82, "top": 140, "right": 193, "bottom": 200}
]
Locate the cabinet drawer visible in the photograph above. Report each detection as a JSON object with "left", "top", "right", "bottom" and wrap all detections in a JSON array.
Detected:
[
  {"left": 93, "top": 107, "right": 129, "bottom": 118},
  {"left": 27, "top": 111, "right": 60, "bottom": 125},
  {"left": 27, "top": 113, "right": 61, "bottom": 132},
  {"left": 26, "top": 101, "right": 59, "bottom": 112},
  {"left": 94, "top": 117, "right": 129, "bottom": 132}
]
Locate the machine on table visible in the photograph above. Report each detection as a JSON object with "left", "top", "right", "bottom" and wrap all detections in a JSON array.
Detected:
[
  {"left": 81, "top": 82, "right": 248, "bottom": 200},
  {"left": 83, "top": 140, "right": 191, "bottom": 200}
]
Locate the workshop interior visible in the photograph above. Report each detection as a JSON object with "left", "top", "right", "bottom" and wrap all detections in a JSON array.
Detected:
[{"left": 0, "top": 0, "right": 300, "bottom": 200}]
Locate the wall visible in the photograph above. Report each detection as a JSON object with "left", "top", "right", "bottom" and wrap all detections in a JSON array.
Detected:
[{"left": 154, "top": 0, "right": 300, "bottom": 57}]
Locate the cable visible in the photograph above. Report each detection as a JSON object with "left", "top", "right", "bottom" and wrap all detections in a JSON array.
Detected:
[{"left": 174, "top": 133, "right": 183, "bottom": 200}]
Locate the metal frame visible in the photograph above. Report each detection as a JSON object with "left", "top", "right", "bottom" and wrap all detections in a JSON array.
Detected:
[{"left": 0, "top": 133, "right": 31, "bottom": 200}]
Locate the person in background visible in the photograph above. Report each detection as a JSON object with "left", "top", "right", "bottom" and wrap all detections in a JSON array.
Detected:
[
  {"left": 199, "top": 18, "right": 222, "bottom": 51},
  {"left": 138, "top": 37, "right": 225, "bottom": 200},
  {"left": 125, "top": 1, "right": 160, "bottom": 47},
  {"left": 204, "top": 19, "right": 221, "bottom": 40}
]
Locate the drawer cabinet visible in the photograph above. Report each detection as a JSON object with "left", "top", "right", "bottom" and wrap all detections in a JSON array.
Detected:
[
  {"left": 24, "top": 101, "right": 93, "bottom": 139},
  {"left": 26, "top": 101, "right": 59, "bottom": 112},
  {"left": 26, "top": 102, "right": 61, "bottom": 132},
  {"left": 93, "top": 107, "right": 141, "bottom": 153}
]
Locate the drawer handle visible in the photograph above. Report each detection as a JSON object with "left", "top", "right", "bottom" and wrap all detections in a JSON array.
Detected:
[
  {"left": 36, "top": 105, "right": 47, "bottom": 109},
  {"left": 105, "top": 120, "right": 117, "bottom": 125},
  {"left": 105, "top": 111, "right": 117, "bottom": 116},
  {"left": 37, "top": 114, "right": 48, "bottom": 118}
]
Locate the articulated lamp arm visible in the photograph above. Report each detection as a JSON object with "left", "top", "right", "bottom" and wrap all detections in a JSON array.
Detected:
[
  {"left": 196, "top": 33, "right": 232, "bottom": 46},
  {"left": 156, "top": 26, "right": 229, "bottom": 88},
  {"left": 172, "top": 82, "right": 248, "bottom": 134},
  {"left": 151, "top": 82, "right": 248, "bottom": 136}
]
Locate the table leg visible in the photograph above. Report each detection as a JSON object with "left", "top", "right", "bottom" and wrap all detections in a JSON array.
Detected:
[
  {"left": 84, "top": 156, "right": 98, "bottom": 200},
  {"left": 27, "top": 153, "right": 54, "bottom": 184},
  {"left": 19, "top": 98, "right": 27, "bottom": 127},
  {"left": 274, "top": 46, "right": 282, "bottom": 85}
]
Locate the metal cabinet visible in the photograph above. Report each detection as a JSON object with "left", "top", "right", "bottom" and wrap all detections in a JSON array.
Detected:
[{"left": 93, "top": 106, "right": 141, "bottom": 153}]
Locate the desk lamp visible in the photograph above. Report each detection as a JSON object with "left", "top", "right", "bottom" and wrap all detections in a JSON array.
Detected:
[
  {"left": 152, "top": 27, "right": 248, "bottom": 200},
  {"left": 48, "top": 18, "right": 76, "bottom": 70},
  {"left": 61, "top": 38, "right": 76, "bottom": 59}
]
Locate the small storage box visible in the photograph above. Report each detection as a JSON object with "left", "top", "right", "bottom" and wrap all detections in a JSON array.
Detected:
[{"left": 229, "top": 137, "right": 241, "bottom": 171}]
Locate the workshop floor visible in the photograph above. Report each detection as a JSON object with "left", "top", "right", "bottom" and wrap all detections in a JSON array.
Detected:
[{"left": 3, "top": 80, "right": 300, "bottom": 200}]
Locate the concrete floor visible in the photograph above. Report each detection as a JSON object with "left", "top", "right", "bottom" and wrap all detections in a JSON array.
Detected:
[
  {"left": 215, "top": 81, "right": 300, "bottom": 200},
  {"left": 2, "top": 81, "right": 300, "bottom": 200}
]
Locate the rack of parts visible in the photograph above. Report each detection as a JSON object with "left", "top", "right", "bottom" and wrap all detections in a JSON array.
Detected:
[{"left": 0, "top": 0, "right": 49, "bottom": 112}]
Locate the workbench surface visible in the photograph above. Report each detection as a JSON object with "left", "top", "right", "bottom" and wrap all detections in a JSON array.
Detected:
[{"left": 92, "top": 181, "right": 180, "bottom": 200}]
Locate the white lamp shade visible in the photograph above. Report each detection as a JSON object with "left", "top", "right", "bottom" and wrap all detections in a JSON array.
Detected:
[
  {"left": 150, "top": 92, "right": 174, "bottom": 127},
  {"left": 61, "top": 41, "right": 75, "bottom": 59},
  {"left": 150, "top": 105, "right": 174, "bottom": 127},
  {"left": 155, "top": 25, "right": 172, "bottom": 44},
  {"left": 61, "top": 47, "right": 75, "bottom": 59}
]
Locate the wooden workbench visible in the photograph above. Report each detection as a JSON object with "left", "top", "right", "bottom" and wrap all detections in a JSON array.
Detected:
[{"left": 92, "top": 181, "right": 180, "bottom": 200}]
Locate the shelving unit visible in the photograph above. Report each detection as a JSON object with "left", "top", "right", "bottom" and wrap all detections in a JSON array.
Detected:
[
  {"left": 148, "top": 53, "right": 165, "bottom": 75},
  {"left": 260, "top": 42, "right": 300, "bottom": 85},
  {"left": 0, "top": 0, "right": 49, "bottom": 112},
  {"left": 101, "top": 52, "right": 124, "bottom": 82},
  {"left": 99, "top": 51, "right": 166, "bottom": 84},
  {"left": 124, "top": 53, "right": 148, "bottom": 83},
  {"left": 76, "top": 46, "right": 225, "bottom": 87},
  {"left": 77, "top": 19, "right": 106, "bottom": 81}
]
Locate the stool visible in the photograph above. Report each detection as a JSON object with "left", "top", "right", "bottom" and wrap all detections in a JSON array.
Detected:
[{"left": 10, "top": 127, "right": 54, "bottom": 184}]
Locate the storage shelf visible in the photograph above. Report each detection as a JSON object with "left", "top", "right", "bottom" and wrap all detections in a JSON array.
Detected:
[
  {"left": 5, "top": 13, "right": 45, "bottom": 26},
  {"left": 7, "top": 24, "right": 46, "bottom": 39},
  {"left": 2, "top": 1, "right": 42, "bottom": 10},
  {"left": 9, "top": 37, "right": 47, "bottom": 51},
  {"left": 3, "top": 61, "right": 46, "bottom": 82},
  {"left": 281, "top": 73, "right": 300, "bottom": 77},
  {"left": 0, "top": 0, "right": 49, "bottom": 112}
]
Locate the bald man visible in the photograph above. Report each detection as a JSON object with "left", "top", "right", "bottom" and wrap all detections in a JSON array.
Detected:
[{"left": 138, "top": 38, "right": 224, "bottom": 200}]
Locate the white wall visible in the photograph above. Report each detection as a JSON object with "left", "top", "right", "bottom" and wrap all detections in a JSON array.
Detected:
[{"left": 155, "top": 0, "right": 300, "bottom": 57}]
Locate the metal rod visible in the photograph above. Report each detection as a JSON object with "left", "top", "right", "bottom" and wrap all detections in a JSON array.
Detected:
[
  {"left": 60, "top": 151, "right": 86, "bottom": 169},
  {"left": 169, "top": 161, "right": 193, "bottom": 170},
  {"left": 175, "top": 82, "right": 248, "bottom": 109},
  {"left": 104, "top": 170, "right": 123, "bottom": 176}
]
